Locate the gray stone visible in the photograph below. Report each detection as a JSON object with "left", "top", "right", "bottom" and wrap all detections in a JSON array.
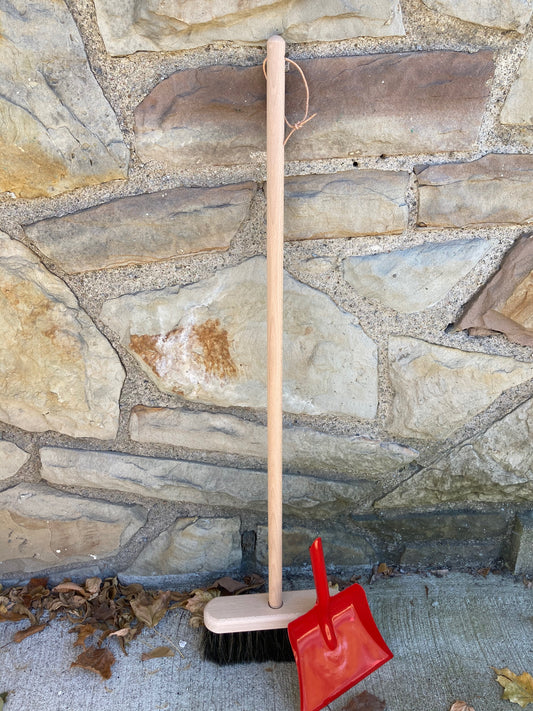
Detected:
[
  {"left": 400, "top": 540, "right": 502, "bottom": 568},
  {"left": 388, "top": 336, "right": 533, "bottom": 440},
  {"left": 284, "top": 171, "right": 408, "bottom": 241},
  {"left": 40, "top": 447, "right": 378, "bottom": 517},
  {"left": 129, "top": 405, "right": 418, "bottom": 479},
  {"left": 0, "top": 0, "right": 128, "bottom": 199},
  {"left": 23, "top": 183, "right": 255, "bottom": 273},
  {"left": 377, "top": 397, "right": 533, "bottom": 509},
  {"left": 417, "top": 154, "right": 533, "bottom": 227},
  {"left": 343, "top": 240, "right": 492, "bottom": 313},
  {"left": 256, "top": 525, "right": 375, "bottom": 567},
  {"left": 0, "top": 442, "right": 30, "bottom": 480},
  {"left": 509, "top": 512, "right": 533, "bottom": 574},
  {"left": 94, "top": 0, "right": 405, "bottom": 55},
  {"left": 502, "top": 39, "right": 533, "bottom": 125},
  {"left": 0, "top": 233, "right": 125, "bottom": 439},
  {"left": 0, "top": 483, "right": 146, "bottom": 575},
  {"left": 421, "top": 0, "right": 533, "bottom": 32},
  {"left": 134, "top": 51, "right": 494, "bottom": 167},
  {"left": 101, "top": 256, "right": 378, "bottom": 418},
  {"left": 126, "top": 517, "right": 241, "bottom": 576}
]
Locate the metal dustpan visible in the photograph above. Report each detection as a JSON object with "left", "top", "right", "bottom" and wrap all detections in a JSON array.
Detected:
[{"left": 288, "top": 537, "right": 393, "bottom": 711}]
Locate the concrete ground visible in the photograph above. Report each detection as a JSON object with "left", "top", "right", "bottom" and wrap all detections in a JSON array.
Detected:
[{"left": 0, "top": 572, "right": 531, "bottom": 711}]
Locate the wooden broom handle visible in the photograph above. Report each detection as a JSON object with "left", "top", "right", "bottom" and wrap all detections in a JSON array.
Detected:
[{"left": 266, "top": 34, "right": 285, "bottom": 611}]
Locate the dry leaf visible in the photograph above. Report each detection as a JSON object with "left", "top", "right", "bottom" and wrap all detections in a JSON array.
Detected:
[
  {"left": 130, "top": 591, "right": 171, "bottom": 628},
  {"left": 493, "top": 667, "right": 533, "bottom": 707},
  {"left": 0, "top": 692, "right": 8, "bottom": 711},
  {"left": 341, "top": 690, "right": 386, "bottom": 710},
  {"left": 71, "top": 646, "right": 116, "bottom": 680},
  {"left": 13, "top": 622, "right": 47, "bottom": 642},
  {"left": 141, "top": 646, "right": 175, "bottom": 661},
  {"left": 69, "top": 623, "right": 97, "bottom": 648},
  {"left": 450, "top": 702, "right": 475, "bottom": 711},
  {"left": 53, "top": 582, "right": 87, "bottom": 596}
]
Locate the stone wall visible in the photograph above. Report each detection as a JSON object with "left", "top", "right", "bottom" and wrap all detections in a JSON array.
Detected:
[{"left": 2, "top": 0, "right": 533, "bottom": 583}]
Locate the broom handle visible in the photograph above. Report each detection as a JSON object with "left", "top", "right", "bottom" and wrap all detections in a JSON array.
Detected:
[{"left": 266, "top": 34, "right": 285, "bottom": 611}]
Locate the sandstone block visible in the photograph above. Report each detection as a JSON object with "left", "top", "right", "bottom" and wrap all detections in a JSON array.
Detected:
[
  {"left": 129, "top": 405, "right": 418, "bottom": 479},
  {"left": 284, "top": 171, "right": 408, "bottom": 240},
  {"left": 101, "top": 256, "right": 378, "bottom": 418},
  {"left": 0, "top": 442, "right": 30, "bottom": 480},
  {"left": 0, "top": 0, "right": 128, "bottom": 198},
  {"left": 417, "top": 154, "right": 533, "bottom": 228},
  {"left": 126, "top": 517, "right": 241, "bottom": 576},
  {"left": 23, "top": 183, "right": 255, "bottom": 273},
  {"left": 509, "top": 512, "right": 533, "bottom": 574},
  {"left": 94, "top": 0, "right": 405, "bottom": 55},
  {"left": 0, "top": 234, "right": 125, "bottom": 439},
  {"left": 40, "top": 447, "right": 378, "bottom": 517},
  {"left": 343, "top": 239, "right": 492, "bottom": 313},
  {"left": 134, "top": 51, "right": 493, "bottom": 166},
  {"left": 0, "top": 483, "right": 146, "bottom": 575},
  {"left": 421, "top": 0, "right": 533, "bottom": 32},
  {"left": 388, "top": 336, "right": 533, "bottom": 440},
  {"left": 502, "top": 40, "right": 533, "bottom": 124}
]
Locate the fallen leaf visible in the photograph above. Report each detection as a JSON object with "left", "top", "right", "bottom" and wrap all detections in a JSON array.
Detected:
[
  {"left": 493, "top": 667, "right": 533, "bottom": 707},
  {"left": 13, "top": 622, "right": 47, "bottom": 642},
  {"left": 71, "top": 646, "right": 116, "bottom": 680},
  {"left": 184, "top": 589, "right": 219, "bottom": 616},
  {"left": 141, "top": 646, "right": 175, "bottom": 660},
  {"left": 0, "top": 691, "right": 8, "bottom": 710},
  {"left": 53, "top": 582, "right": 87, "bottom": 596},
  {"left": 341, "top": 690, "right": 386, "bottom": 710},
  {"left": 213, "top": 577, "right": 248, "bottom": 594},
  {"left": 69, "top": 623, "right": 97, "bottom": 648},
  {"left": 130, "top": 591, "right": 171, "bottom": 628},
  {"left": 450, "top": 702, "right": 475, "bottom": 711}
]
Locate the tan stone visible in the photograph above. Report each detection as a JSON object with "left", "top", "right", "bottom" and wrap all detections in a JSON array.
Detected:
[
  {"left": 285, "top": 171, "right": 408, "bottom": 240},
  {"left": 0, "top": 442, "right": 30, "bottom": 480},
  {"left": 0, "top": 483, "right": 146, "bottom": 575},
  {"left": 455, "top": 234, "right": 533, "bottom": 347},
  {"left": 134, "top": 51, "right": 494, "bottom": 167},
  {"left": 377, "top": 397, "right": 533, "bottom": 509},
  {"left": 417, "top": 155, "right": 533, "bottom": 228},
  {"left": 421, "top": 0, "right": 533, "bottom": 32},
  {"left": 40, "top": 447, "right": 378, "bottom": 517},
  {"left": 101, "top": 257, "right": 378, "bottom": 418},
  {"left": 388, "top": 336, "right": 533, "bottom": 440},
  {"left": 24, "top": 183, "right": 255, "bottom": 273},
  {"left": 126, "top": 517, "right": 241, "bottom": 576},
  {"left": 502, "top": 39, "right": 533, "bottom": 125},
  {"left": 94, "top": 0, "right": 405, "bottom": 55},
  {"left": 0, "top": 0, "right": 128, "bottom": 198},
  {"left": 0, "top": 233, "right": 125, "bottom": 439},
  {"left": 129, "top": 405, "right": 418, "bottom": 479}
]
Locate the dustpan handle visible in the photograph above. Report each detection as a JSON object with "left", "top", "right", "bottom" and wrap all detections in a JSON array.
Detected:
[
  {"left": 266, "top": 34, "right": 286, "bottom": 611},
  {"left": 310, "top": 538, "right": 330, "bottom": 607}
]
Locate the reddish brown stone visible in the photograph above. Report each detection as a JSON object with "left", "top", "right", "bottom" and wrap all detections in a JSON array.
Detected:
[
  {"left": 455, "top": 234, "right": 533, "bottom": 347},
  {"left": 134, "top": 50, "right": 494, "bottom": 166}
]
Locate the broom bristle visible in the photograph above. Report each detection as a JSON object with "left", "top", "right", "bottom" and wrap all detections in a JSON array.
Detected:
[{"left": 201, "top": 626, "right": 295, "bottom": 665}]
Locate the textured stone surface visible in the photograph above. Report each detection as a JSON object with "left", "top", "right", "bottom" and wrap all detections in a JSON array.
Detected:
[
  {"left": 284, "top": 171, "right": 408, "bottom": 240},
  {"left": 343, "top": 239, "right": 492, "bottom": 313},
  {"left": 455, "top": 234, "right": 533, "bottom": 347},
  {"left": 0, "top": 0, "right": 128, "bottom": 199},
  {"left": 377, "top": 397, "right": 533, "bottom": 509},
  {"left": 0, "top": 233, "right": 124, "bottom": 439},
  {"left": 399, "top": 540, "right": 501, "bottom": 567},
  {"left": 417, "top": 154, "right": 533, "bottom": 228},
  {"left": 130, "top": 406, "right": 418, "bottom": 478},
  {"left": 40, "top": 447, "right": 378, "bottom": 517},
  {"left": 388, "top": 336, "right": 533, "bottom": 439},
  {"left": 23, "top": 183, "right": 255, "bottom": 273},
  {"left": 126, "top": 517, "right": 241, "bottom": 576},
  {"left": 256, "top": 525, "right": 375, "bottom": 567},
  {"left": 134, "top": 51, "right": 494, "bottom": 167},
  {"left": 101, "top": 256, "right": 377, "bottom": 418},
  {"left": 94, "top": 0, "right": 405, "bottom": 55},
  {"left": 502, "top": 39, "right": 533, "bottom": 125},
  {"left": 509, "top": 512, "right": 533, "bottom": 574},
  {"left": 0, "top": 442, "right": 30, "bottom": 480},
  {"left": 421, "top": 0, "right": 533, "bottom": 32},
  {"left": 0, "top": 483, "right": 146, "bottom": 575}
]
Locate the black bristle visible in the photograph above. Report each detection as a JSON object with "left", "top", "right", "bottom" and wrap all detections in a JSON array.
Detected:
[{"left": 201, "top": 626, "right": 295, "bottom": 665}]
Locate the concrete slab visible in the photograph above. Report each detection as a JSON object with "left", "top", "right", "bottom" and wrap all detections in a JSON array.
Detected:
[{"left": 0, "top": 573, "right": 531, "bottom": 710}]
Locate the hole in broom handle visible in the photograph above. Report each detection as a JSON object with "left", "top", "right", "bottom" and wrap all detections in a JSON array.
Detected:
[{"left": 266, "top": 34, "right": 286, "bottom": 611}]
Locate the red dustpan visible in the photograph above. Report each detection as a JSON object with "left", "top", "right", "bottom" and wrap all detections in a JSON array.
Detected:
[{"left": 288, "top": 538, "right": 393, "bottom": 711}]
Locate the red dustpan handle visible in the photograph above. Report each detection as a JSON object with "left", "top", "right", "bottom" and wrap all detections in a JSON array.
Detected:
[{"left": 310, "top": 538, "right": 338, "bottom": 651}]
